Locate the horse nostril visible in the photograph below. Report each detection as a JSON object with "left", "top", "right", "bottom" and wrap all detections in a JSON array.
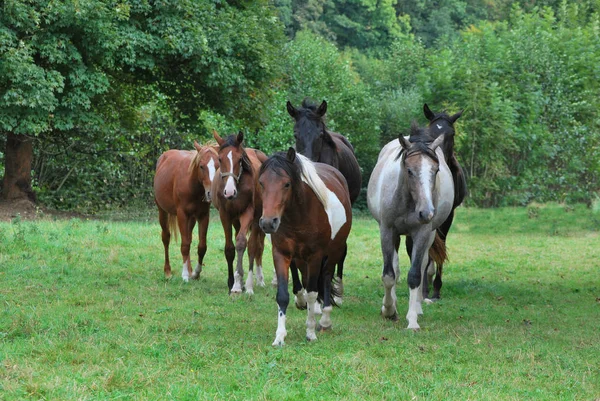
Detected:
[{"left": 272, "top": 217, "right": 279, "bottom": 225}]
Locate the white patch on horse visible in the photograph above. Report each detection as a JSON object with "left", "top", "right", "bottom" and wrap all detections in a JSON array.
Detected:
[
  {"left": 419, "top": 157, "right": 435, "bottom": 216},
  {"left": 207, "top": 158, "right": 216, "bottom": 181},
  {"left": 181, "top": 260, "right": 190, "bottom": 282},
  {"left": 436, "top": 123, "right": 442, "bottom": 130},
  {"left": 272, "top": 307, "right": 287, "bottom": 346},
  {"left": 296, "top": 154, "right": 347, "bottom": 239}
]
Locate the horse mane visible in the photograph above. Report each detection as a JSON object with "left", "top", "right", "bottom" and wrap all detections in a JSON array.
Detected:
[
  {"left": 188, "top": 141, "right": 218, "bottom": 174},
  {"left": 395, "top": 122, "right": 440, "bottom": 163},
  {"left": 296, "top": 153, "right": 330, "bottom": 210}
]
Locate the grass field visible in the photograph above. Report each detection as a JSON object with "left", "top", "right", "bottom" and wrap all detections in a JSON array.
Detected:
[{"left": 1, "top": 204, "right": 599, "bottom": 400}]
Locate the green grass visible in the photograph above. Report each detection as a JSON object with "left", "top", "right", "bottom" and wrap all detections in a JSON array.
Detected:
[{"left": 1, "top": 204, "right": 599, "bottom": 400}]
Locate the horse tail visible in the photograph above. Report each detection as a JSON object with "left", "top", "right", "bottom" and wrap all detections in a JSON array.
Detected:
[
  {"left": 429, "top": 231, "right": 447, "bottom": 266},
  {"left": 168, "top": 214, "right": 179, "bottom": 243},
  {"left": 317, "top": 256, "right": 341, "bottom": 307}
]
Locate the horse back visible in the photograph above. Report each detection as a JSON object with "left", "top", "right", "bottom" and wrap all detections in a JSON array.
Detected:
[
  {"left": 154, "top": 149, "right": 197, "bottom": 213},
  {"left": 328, "top": 132, "right": 362, "bottom": 204}
]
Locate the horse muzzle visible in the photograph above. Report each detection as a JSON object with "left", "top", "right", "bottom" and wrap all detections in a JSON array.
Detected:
[
  {"left": 259, "top": 216, "right": 280, "bottom": 234},
  {"left": 418, "top": 208, "right": 435, "bottom": 224}
]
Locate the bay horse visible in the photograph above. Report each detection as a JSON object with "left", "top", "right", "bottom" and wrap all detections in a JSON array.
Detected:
[
  {"left": 211, "top": 130, "right": 267, "bottom": 294},
  {"left": 153, "top": 141, "right": 219, "bottom": 281},
  {"left": 367, "top": 123, "right": 454, "bottom": 329},
  {"left": 259, "top": 148, "right": 352, "bottom": 345},
  {"left": 405, "top": 104, "right": 465, "bottom": 300},
  {"left": 286, "top": 99, "right": 362, "bottom": 302}
]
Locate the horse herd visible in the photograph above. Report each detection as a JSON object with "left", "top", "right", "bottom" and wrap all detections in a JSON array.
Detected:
[{"left": 153, "top": 99, "right": 465, "bottom": 345}]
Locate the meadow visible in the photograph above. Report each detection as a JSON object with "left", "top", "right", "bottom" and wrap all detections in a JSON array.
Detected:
[{"left": 0, "top": 204, "right": 599, "bottom": 400}]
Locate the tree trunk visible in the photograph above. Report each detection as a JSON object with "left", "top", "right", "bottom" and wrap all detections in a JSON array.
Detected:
[{"left": 2, "top": 132, "right": 36, "bottom": 202}]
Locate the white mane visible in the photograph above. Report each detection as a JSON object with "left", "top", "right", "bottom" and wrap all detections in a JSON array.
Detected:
[{"left": 296, "top": 153, "right": 346, "bottom": 240}]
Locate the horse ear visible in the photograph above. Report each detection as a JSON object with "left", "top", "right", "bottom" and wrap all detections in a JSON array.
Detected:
[
  {"left": 317, "top": 100, "right": 327, "bottom": 117},
  {"left": 286, "top": 101, "right": 298, "bottom": 119},
  {"left": 399, "top": 135, "right": 411, "bottom": 150},
  {"left": 193, "top": 140, "right": 202, "bottom": 152},
  {"left": 450, "top": 110, "right": 463, "bottom": 123},
  {"left": 423, "top": 104, "right": 435, "bottom": 121},
  {"left": 286, "top": 147, "right": 296, "bottom": 162},
  {"left": 429, "top": 134, "right": 445, "bottom": 151},
  {"left": 213, "top": 130, "right": 224, "bottom": 146},
  {"left": 237, "top": 131, "right": 244, "bottom": 144}
]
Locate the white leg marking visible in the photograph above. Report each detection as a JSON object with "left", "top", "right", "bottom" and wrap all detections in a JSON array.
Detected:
[
  {"left": 272, "top": 307, "right": 287, "bottom": 346},
  {"left": 333, "top": 279, "right": 343, "bottom": 305},
  {"left": 381, "top": 274, "right": 397, "bottom": 318},
  {"left": 191, "top": 262, "right": 202, "bottom": 279},
  {"left": 314, "top": 301, "right": 322, "bottom": 315},
  {"left": 295, "top": 288, "right": 307, "bottom": 309},
  {"left": 393, "top": 249, "right": 400, "bottom": 282},
  {"left": 407, "top": 287, "right": 421, "bottom": 329},
  {"left": 319, "top": 305, "right": 333, "bottom": 329},
  {"left": 255, "top": 265, "right": 265, "bottom": 287},
  {"left": 305, "top": 291, "right": 318, "bottom": 341},
  {"left": 231, "top": 271, "right": 243, "bottom": 293},
  {"left": 271, "top": 270, "right": 278, "bottom": 287},
  {"left": 245, "top": 270, "right": 254, "bottom": 295},
  {"left": 181, "top": 260, "right": 190, "bottom": 282}
]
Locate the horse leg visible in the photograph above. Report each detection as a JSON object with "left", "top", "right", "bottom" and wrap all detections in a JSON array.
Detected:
[
  {"left": 177, "top": 211, "right": 194, "bottom": 282},
  {"left": 406, "top": 230, "right": 435, "bottom": 329},
  {"left": 158, "top": 208, "right": 172, "bottom": 279},
  {"left": 380, "top": 226, "right": 399, "bottom": 320},
  {"left": 292, "top": 260, "right": 306, "bottom": 310},
  {"left": 253, "top": 226, "right": 266, "bottom": 287},
  {"left": 432, "top": 210, "right": 454, "bottom": 300},
  {"left": 245, "top": 227, "right": 259, "bottom": 295},
  {"left": 191, "top": 213, "right": 209, "bottom": 280},
  {"left": 220, "top": 212, "right": 236, "bottom": 292},
  {"left": 272, "top": 249, "right": 291, "bottom": 346},
  {"left": 318, "top": 254, "right": 338, "bottom": 332},
  {"left": 304, "top": 254, "right": 323, "bottom": 342},
  {"left": 233, "top": 208, "right": 253, "bottom": 294},
  {"left": 332, "top": 244, "right": 347, "bottom": 305}
]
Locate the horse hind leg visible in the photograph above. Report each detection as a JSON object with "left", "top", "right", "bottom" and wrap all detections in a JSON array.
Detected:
[
  {"left": 380, "top": 229, "right": 399, "bottom": 320},
  {"left": 177, "top": 212, "right": 194, "bottom": 282},
  {"left": 332, "top": 244, "right": 347, "bottom": 305},
  {"left": 254, "top": 228, "right": 266, "bottom": 287},
  {"left": 158, "top": 208, "right": 173, "bottom": 279},
  {"left": 192, "top": 213, "right": 209, "bottom": 280}
]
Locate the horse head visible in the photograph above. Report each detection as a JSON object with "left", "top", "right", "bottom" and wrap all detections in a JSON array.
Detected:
[
  {"left": 423, "top": 104, "right": 462, "bottom": 161},
  {"left": 400, "top": 129, "right": 446, "bottom": 224},
  {"left": 258, "top": 148, "right": 302, "bottom": 234},
  {"left": 287, "top": 99, "right": 336, "bottom": 161},
  {"left": 191, "top": 140, "right": 219, "bottom": 202},
  {"left": 213, "top": 130, "right": 251, "bottom": 200}
]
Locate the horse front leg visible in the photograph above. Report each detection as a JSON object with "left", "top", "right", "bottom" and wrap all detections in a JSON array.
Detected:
[
  {"left": 191, "top": 212, "right": 209, "bottom": 280},
  {"left": 292, "top": 260, "right": 306, "bottom": 310},
  {"left": 406, "top": 230, "right": 435, "bottom": 329},
  {"left": 380, "top": 225, "right": 399, "bottom": 320},
  {"left": 251, "top": 224, "right": 266, "bottom": 287},
  {"left": 304, "top": 253, "right": 323, "bottom": 342},
  {"left": 219, "top": 212, "right": 236, "bottom": 292},
  {"left": 177, "top": 211, "right": 195, "bottom": 282},
  {"left": 272, "top": 249, "right": 291, "bottom": 346},
  {"left": 233, "top": 208, "right": 253, "bottom": 294}
]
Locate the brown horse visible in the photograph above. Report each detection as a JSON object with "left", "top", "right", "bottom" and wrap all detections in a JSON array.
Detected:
[
  {"left": 211, "top": 131, "right": 267, "bottom": 294},
  {"left": 154, "top": 141, "right": 219, "bottom": 281},
  {"left": 259, "top": 148, "right": 352, "bottom": 345},
  {"left": 286, "top": 99, "right": 362, "bottom": 302}
]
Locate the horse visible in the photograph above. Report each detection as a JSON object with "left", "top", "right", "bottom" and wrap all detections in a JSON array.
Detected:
[
  {"left": 367, "top": 123, "right": 454, "bottom": 329},
  {"left": 258, "top": 148, "right": 352, "bottom": 345},
  {"left": 404, "top": 104, "right": 465, "bottom": 300},
  {"left": 153, "top": 141, "right": 219, "bottom": 281},
  {"left": 286, "top": 99, "right": 362, "bottom": 301},
  {"left": 211, "top": 130, "right": 268, "bottom": 294}
]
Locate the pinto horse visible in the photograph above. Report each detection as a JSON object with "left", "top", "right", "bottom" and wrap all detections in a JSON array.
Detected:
[
  {"left": 211, "top": 131, "right": 267, "bottom": 294},
  {"left": 286, "top": 99, "right": 362, "bottom": 301},
  {"left": 367, "top": 124, "right": 454, "bottom": 329},
  {"left": 154, "top": 141, "right": 219, "bottom": 281},
  {"left": 259, "top": 148, "right": 352, "bottom": 345},
  {"left": 405, "top": 104, "right": 465, "bottom": 300}
]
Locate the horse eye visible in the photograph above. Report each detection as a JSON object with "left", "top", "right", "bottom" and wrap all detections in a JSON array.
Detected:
[
  {"left": 200, "top": 166, "right": 204, "bottom": 169},
  {"left": 284, "top": 182, "right": 291, "bottom": 188},
  {"left": 407, "top": 168, "right": 414, "bottom": 177}
]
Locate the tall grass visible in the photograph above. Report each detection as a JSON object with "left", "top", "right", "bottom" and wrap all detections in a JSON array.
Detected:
[{"left": 1, "top": 204, "right": 599, "bottom": 400}]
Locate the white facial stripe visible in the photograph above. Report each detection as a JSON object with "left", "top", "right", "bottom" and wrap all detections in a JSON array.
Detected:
[
  {"left": 224, "top": 176, "right": 236, "bottom": 195},
  {"left": 419, "top": 158, "right": 434, "bottom": 206},
  {"left": 436, "top": 123, "right": 442, "bottom": 130},
  {"left": 207, "top": 158, "right": 216, "bottom": 181},
  {"left": 227, "top": 151, "right": 233, "bottom": 174}
]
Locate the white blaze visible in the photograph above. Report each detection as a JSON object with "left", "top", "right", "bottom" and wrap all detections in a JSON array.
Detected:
[
  {"left": 207, "top": 158, "right": 216, "bottom": 181},
  {"left": 224, "top": 151, "right": 236, "bottom": 197}
]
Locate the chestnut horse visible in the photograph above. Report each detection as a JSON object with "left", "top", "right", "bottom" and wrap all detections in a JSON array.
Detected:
[
  {"left": 211, "top": 131, "right": 267, "bottom": 294},
  {"left": 286, "top": 99, "right": 362, "bottom": 302},
  {"left": 405, "top": 104, "right": 465, "bottom": 300},
  {"left": 154, "top": 141, "right": 219, "bottom": 281},
  {"left": 259, "top": 148, "right": 352, "bottom": 345},
  {"left": 367, "top": 124, "right": 454, "bottom": 329}
]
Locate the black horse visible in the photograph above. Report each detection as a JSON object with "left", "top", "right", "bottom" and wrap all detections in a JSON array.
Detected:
[
  {"left": 286, "top": 99, "right": 362, "bottom": 303},
  {"left": 406, "top": 104, "right": 466, "bottom": 300}
]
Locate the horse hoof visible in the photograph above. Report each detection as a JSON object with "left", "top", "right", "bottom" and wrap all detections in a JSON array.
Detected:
[
  {"left": 407, "top": 323, "right": 421, "bottom": 331},
  {"left": 272, "top": 339, "right": 285, "bottom": 347},
  {"left": 316, "top": 323, "right": 332, "bottom": 332},
  {"left": 424, "top": 298, "right": 435, "bottom": 305},
  {"left": 382, "top": 312, "right": 399, "bottom": 321},
  {"left": 246, "top": 288, "right": 254, "bottom": 295},
  {"left": 191, "top": 273, "right": 200, "bottom": 280},
  {"left": 333, "top": 296, "right": 343, "bottom": 305},
  {"left": 306, "top": 334, "right": 318, "bottom": 342}
]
